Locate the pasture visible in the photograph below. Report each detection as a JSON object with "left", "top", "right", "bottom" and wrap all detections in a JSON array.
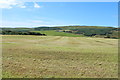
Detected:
[
  {"left": 2, "top": 35, "right": 118, "bottom": 78},
  {"left": 32, "top": 30, "right": 84, "bottom": 37}
]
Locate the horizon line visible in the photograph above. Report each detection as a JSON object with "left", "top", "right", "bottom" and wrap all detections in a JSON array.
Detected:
[{"left": 1, "top": 25, "right": 118, "bottom": 28}]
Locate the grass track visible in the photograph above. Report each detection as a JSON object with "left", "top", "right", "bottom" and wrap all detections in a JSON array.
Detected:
[{"left": 2, "top": 35, "right": 118, "bottom": 78}]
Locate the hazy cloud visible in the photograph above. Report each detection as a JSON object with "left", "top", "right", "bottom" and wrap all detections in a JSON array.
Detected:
[
  {"left": 34, "top": 2, "right": 41, "bottom": 8},
  {"left": 0, "top": 0, "right": 41, "bottom": 9},
  {"left": 32, "top": 20, "right": 44, "bottom": 23},
  {"left": 31, "top": 20, "right": 49, "bottom": 24},
  {"left": 0, "top": 0, "right": 26, "bottom": 9}
]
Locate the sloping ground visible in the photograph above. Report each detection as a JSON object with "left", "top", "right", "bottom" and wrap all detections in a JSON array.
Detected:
[
  {"left": 2, "top": 35, "right": 118, "bottom": 78},
  {"left": 32, "top": 30, "right": 84, "bottom": 37}
]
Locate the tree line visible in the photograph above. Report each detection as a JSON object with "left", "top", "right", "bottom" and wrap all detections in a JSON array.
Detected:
[{"left": 1, "top": 30, "right": 46, "bottom": 36}]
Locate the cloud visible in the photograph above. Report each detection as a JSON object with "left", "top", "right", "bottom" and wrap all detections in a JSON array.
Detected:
[
  {"left": 1, "top": 20, "right": 49, "bottom": 28},
  {"left": 1, "top": 20, "right": 38, "bottom": 27},
  {"left": 19, "top": 5, "right": 26, "bottom": 8},
  {"left": 0, "top": 0, "right": 26, "bottom": 9},
  {"left": 34, "top": 2, "right": 41, "bottom": 8},
  {"left": 32, "top": 20, "right": 44, "bottom": 23},
  {"left": 0, "top": 0, "right": 41, "bottom": 9},
  {"left": 31, "top": 20, "right": 50, "bottom": 24},
  {"left": 0, "top": 0, "right": 42, "bottom": 9},
  {"left": 17, "top": 2, "right": 26, "bottom": 8}
]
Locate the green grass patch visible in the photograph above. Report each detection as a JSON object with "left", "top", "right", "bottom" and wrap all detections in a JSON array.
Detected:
[{"left": 33, "top": 30, "right": 84, "bottom": 37}]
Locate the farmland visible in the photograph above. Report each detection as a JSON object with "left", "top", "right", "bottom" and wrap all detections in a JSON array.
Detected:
[
  {"left": 32, "top": 30, "right": 84, "bottom": 37},
  {"left": 2, "top": 35, "right": 118, "bottom": 78}
]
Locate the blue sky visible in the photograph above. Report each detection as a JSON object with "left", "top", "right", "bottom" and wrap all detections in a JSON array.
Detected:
[{"left": 1, "top": 2, "right": 118, "bottom": 27}]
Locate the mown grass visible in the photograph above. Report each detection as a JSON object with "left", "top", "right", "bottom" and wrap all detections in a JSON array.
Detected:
[
  {"left": 32, "top": 30, "right": 84, "bottom": 37},
  {"left": 2, "top": 35, "right": 118, "bottom": 78}
]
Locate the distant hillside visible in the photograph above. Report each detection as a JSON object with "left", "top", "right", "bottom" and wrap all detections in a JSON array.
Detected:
[
  {"left": 1, "top": 26, "right": 119, "bottom": 39},
  {"left": 33, "top": 30, "right": 84, "bottom": 37}
]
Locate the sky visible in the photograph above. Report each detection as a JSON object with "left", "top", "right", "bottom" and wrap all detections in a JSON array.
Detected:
[{"left": 0, "top": 1, "right": 118, "bottom": 28}]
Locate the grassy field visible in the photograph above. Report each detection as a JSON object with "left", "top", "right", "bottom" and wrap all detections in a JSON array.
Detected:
[
  {"left": 2, "top": 35, "right": 118, "bottom": 78},
  {"left": 32, "top": 30, "right": 84, "bottom": 37}
]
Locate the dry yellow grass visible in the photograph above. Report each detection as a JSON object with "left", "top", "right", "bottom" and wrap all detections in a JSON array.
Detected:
[{"left": 2, "top": 35, "right": 118, "bottom": 78}]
